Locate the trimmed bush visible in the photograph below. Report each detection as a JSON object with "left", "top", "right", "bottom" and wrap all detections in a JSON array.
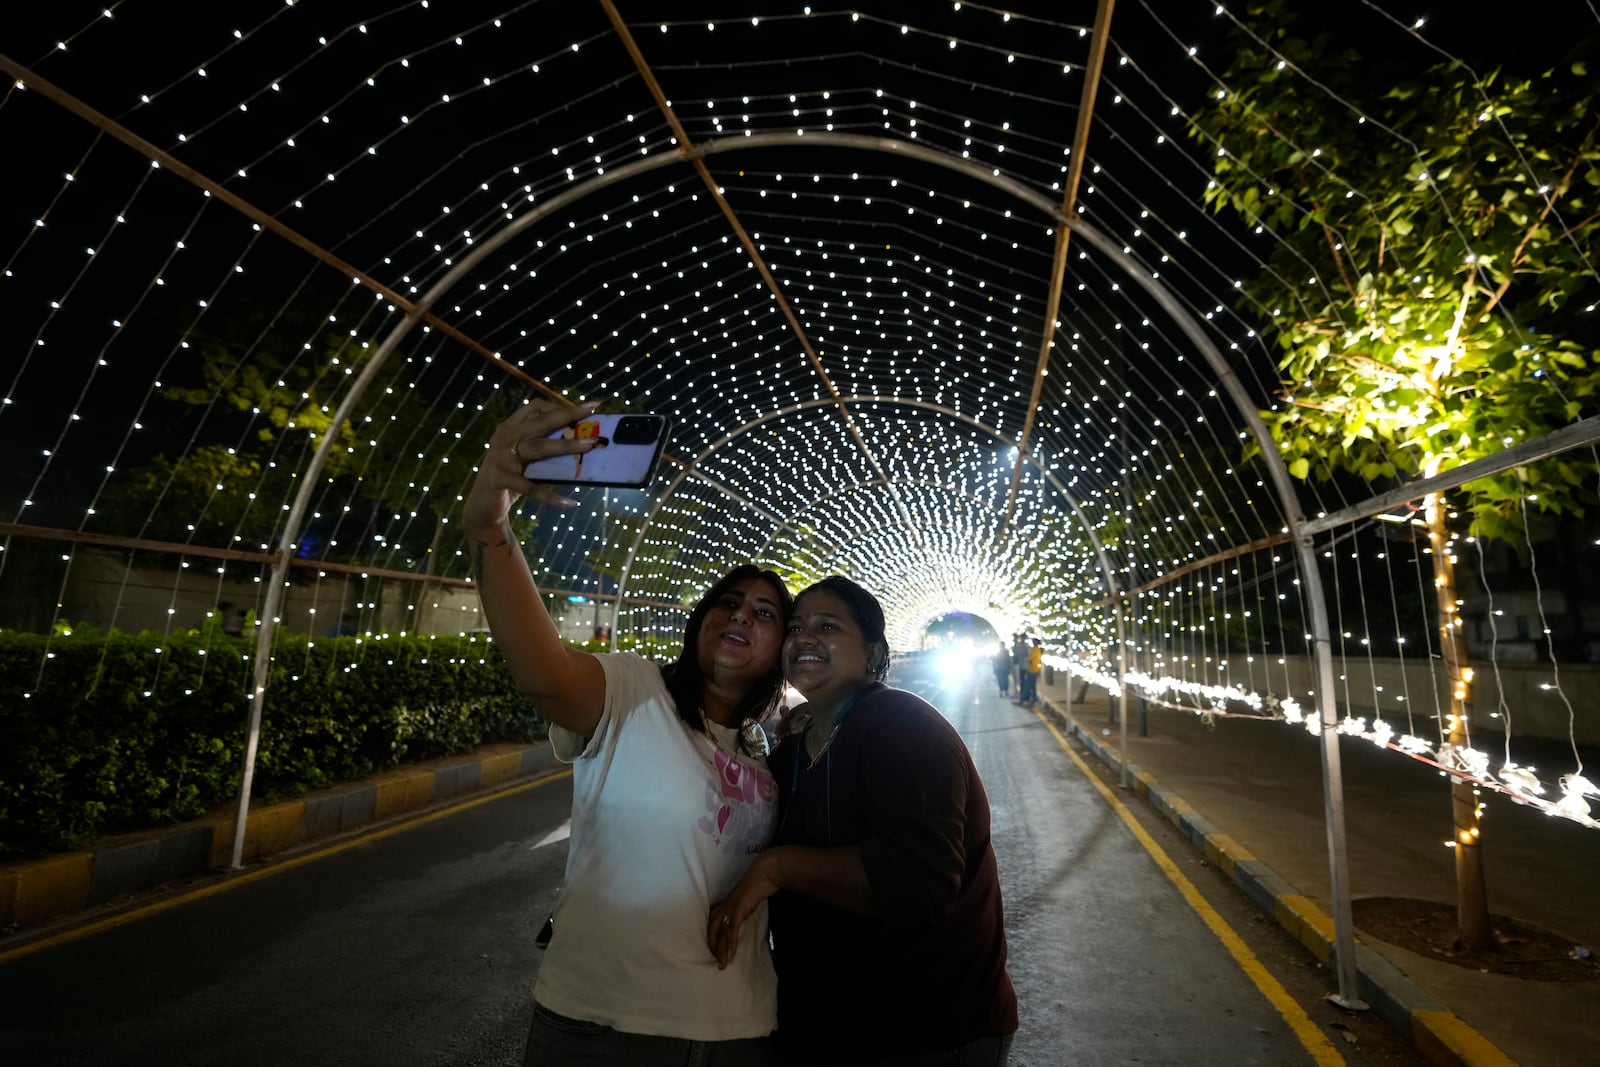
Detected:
[{"left": 0, "top": 627, "right": 605, "bottom": 857}]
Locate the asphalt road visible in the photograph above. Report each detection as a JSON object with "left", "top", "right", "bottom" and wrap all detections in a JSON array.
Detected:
[{"left": 0, "top": 665, "right": 1424, "bottom": 1065}]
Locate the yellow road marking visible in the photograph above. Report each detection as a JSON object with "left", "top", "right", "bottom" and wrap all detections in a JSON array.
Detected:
[
  {"left": 0, "top": 768, "right": 573, "bottom": 965},
  {"left": 1413, "top": 1010, "right": 1519, "bottom": 1066},
  {"left": 1033, "top": 709, "right": 1345, "bottom": 1066}
]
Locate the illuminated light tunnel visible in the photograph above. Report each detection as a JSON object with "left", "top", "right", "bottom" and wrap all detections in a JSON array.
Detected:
[{"left": 4, "top": 2, "right": 1600, "bottom": 994}]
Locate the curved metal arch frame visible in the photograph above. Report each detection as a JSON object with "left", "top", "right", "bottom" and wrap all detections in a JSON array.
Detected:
[
  {"left": 231, "top": 147, "right": 696, "bottom": 868},
  {"left": 241, "top": 130, "right": 1359, "bottom": 1005},
  {"left": 1065, "top": 222, "right": 1363, "bottom": 1005}
]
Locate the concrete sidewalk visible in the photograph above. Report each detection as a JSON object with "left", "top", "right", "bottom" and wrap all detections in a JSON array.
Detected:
[
  {"left": 0, "top": 743, "right": 560, "bottom": 934},
  {"left": 1048, "top": 685, "right": 1600, "bottom": 1067}
]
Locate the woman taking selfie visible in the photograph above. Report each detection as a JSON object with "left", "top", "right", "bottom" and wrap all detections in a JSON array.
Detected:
[
  {"left": 463, "top": 399, "right": 791, "bottom": 1066},
  {"left": 708, "top": 576, "right": 1018, "bottom": 1065}
]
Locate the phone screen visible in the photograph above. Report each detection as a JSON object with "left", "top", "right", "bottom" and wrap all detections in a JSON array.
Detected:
[{"left": 521, "top": 413, "right": 671, "bottom": 488}]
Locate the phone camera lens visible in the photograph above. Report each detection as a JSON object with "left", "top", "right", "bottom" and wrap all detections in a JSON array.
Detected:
[{"left": 613, "top": 416, "right": 661, "bottom": 445}]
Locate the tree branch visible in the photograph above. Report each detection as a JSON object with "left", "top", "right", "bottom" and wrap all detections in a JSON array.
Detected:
[
  {"left": 1466, "top": 117, "right": 1600, "bottom": 331},
  {"left": 1315, "top": 207, "right": 1361, "bottom": 305},
  {"left": 1563, "top": 207, "right": 1600, "bottom": 236},
  {"left": 1281, "top": 393, "right": 1339, "bottom": 413},
  {"left": 1345, "top": 352, "right": 1411, "bottom": 378}
]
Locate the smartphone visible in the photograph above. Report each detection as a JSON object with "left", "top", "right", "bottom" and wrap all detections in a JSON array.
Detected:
[{"left": 522, "top": 412, "right": 671, "bottom": 488}]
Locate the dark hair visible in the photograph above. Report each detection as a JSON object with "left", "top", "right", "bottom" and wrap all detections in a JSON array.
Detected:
[
  {"left": 794, "top": 575, "right": 891, "bottom": 682},
  {"left": 660, "top": 564, "right": 794, "bottom": 751}
]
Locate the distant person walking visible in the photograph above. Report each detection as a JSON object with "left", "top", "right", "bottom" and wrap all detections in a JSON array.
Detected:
[
  {"left": 1020, "top": 639, "right": 1043, "bottom": 705},
  {"left": 991, "top": 641, "right": 1012, "bottom": 696},
  {"left": 1010, "top": 633, "right": 1027, "bottom": 695}
]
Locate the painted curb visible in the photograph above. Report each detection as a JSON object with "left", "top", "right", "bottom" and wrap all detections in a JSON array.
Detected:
[
  {"left": 1058, "top": 708, "right": 1517, "bottom": 1067},
  {"left": 0, "top": 742, "right": 559, "bottom": 930}
]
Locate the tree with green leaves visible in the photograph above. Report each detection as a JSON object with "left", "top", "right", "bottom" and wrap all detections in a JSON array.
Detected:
[
  {"left": 161, "top": 302, "right": 465, "bottom": 566},
  {"left": 96, "top": 444, "right": 292, "bottom": 548},
  {"left": 1192, "top": 2, "right": 1600, "bottom": 950}
]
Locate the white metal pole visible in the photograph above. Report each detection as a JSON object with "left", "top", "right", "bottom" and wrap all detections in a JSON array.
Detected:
[{"left": 1115, "top": 600, "right": 1130, "bottom": 789}]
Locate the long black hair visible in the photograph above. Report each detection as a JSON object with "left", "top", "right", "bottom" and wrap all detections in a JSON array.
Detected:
[
  {"left": 659, "top": 564, "right": 794, "bottom": 752},
  {"left": 794, "top": 575, "right": 892, "bottom": 682}
]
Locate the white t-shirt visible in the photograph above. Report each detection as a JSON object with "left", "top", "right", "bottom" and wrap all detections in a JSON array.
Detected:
[{"left": 534, "top": 652, "right": 779, "bottom": 1040}]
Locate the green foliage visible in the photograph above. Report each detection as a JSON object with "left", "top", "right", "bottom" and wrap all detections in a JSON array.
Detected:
[
  {"left": 0, "top": 628, "right": 547, "bottom": 858},
  {"left": 1191, "top": 0, "right": 1600, "bottom": 540},
  {"left": 96, "top": 445, "right": 293, "bottom": 547},
  {"left": 573, "top": 635, "right": 682, "bottom": 661}
]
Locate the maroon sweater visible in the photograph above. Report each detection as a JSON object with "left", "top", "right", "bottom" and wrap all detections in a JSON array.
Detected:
[{"left": 767, "top": 684, "right": 1018, "bottom": 1062}]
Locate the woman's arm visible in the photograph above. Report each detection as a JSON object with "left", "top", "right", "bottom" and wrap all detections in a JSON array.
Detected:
[
  {"left": 461, "top": 400, "right": 608, "bottom": 737},
  {"left": 707, "top": 844, "right": 874, "bottom": 969}
]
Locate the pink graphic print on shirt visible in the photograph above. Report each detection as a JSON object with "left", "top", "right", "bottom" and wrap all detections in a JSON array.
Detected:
[{"left": 698, "top": 748, "right": 777, "bottom": 854}]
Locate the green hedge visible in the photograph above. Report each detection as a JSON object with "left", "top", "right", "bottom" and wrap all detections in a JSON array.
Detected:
[{"left": 0, "top": 628, "right": 674, "bottom": 858}]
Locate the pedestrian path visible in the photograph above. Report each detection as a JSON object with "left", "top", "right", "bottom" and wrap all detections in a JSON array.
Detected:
[
  {"left": 1049, "top": 681, "right": 1600, "bottom": 1067},
  {"left": 923, "top": 677, "right": 1363, "bottom": 1065}
]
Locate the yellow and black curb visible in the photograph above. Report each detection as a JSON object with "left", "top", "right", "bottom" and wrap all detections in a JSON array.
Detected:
[
  {"left": 0, "top": 742, "right": 559, "bottom": 932},
  {"left": 1057, "top": 707, "right": 1517, "bottom": 1067}
]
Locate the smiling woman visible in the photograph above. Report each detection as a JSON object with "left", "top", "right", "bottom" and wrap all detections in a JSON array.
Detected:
[
  {"left": 462, "top": 398, "right": 794, "bottom": 1065},
  {"left": 709, "top": 575, "right": 1018, "bottom": 1065},
  {"left": 780, "top": 581, "right": 887, "bottom": 722}
]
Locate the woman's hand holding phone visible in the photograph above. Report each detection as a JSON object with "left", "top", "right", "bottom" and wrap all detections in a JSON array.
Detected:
[
  {"left": 461, "top": 399, "right": 611, "bottom": 735},
  {"left": 462, "top": 400, "right": 602, "bottom": 536},
  {"left": 521, "top": 412, "right": 669, "bottom": 487}
]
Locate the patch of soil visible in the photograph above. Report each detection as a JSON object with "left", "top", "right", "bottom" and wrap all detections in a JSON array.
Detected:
[{"left": 1353, "top": 897, "right": 1600, "bottom": 982}]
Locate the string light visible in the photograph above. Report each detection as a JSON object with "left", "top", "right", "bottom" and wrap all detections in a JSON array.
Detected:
[{"left": 1, "top": 0, "right": 1595, "bottom": 835}]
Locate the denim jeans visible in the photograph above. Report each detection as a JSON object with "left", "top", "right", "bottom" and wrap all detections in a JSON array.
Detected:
[{"left": 523, "top": 1002, "right": 777, "bottom": 1067}]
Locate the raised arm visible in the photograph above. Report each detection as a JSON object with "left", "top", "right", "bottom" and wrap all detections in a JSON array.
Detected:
[{"left": 461, "top": 400, "right": 608, "bottom": 737}]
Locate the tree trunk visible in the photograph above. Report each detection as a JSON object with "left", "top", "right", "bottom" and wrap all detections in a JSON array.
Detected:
[{"left": 1424, "top": 494, "right": 1493, "bottom": 951}]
